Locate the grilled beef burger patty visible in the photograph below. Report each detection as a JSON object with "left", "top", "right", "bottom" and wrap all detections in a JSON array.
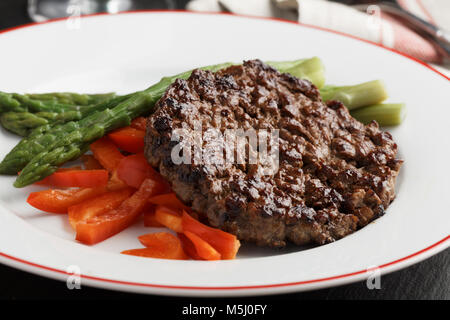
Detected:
[{"left": 145, "top": 60, "right": 403, "bottom": 248}]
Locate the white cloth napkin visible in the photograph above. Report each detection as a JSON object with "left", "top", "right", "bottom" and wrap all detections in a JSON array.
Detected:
[{"left": 186, "top": 0, "right": 450, "bottom": 65}]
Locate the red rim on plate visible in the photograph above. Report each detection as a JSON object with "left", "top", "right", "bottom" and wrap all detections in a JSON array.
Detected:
[{"left": 0, "top": 10, "right": 448, "bottom": 293}]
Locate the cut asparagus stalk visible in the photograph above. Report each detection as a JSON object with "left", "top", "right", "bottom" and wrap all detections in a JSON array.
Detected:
[
  {"left": 351, "top": 103, "right": 406, "bottom": 126},
  {"left": 269, "top": 57, "right": 325, "bottom": 89},
  {"left": 266, "top": 59, "right": 306, "bottom": 70},
  {"left": 320, "top": 80, "right": 388, "bottom": 110}
]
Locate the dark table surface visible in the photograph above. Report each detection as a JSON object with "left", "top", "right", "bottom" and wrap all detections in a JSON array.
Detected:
[{"left": 0, "top": 0, "right": 448, "bottom": 301}]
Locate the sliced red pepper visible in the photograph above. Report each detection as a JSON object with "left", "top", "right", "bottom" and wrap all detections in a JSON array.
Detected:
[
  {"left": 33, "top": 169, "right": 108, "bottom": 188},
  {"left": 148, "top": 193, "right": 189, "bottom": 211},
  {"left": 182, "top": 211, "right": 240, "bottom": 260},
  {"left": 122, "top": 246, "right": 187, "bottom": 260},
  {"left": 90, "top": 137, "right": 125, "bottom": 172},
  {"left": 27, "top": 187, "right": 108, "bottom": 214},
  {"left": 68, "top": 188, "right": 134, "bottom": 229},
  {"left": 116, "top": 153, "right": 150, "bottom": 189},
  {"left": 130, "top": 117, "right": 147, "bottom": 131},
  {"left": 116, "top": 153, "right": 170, "bottom": 192},
  {"left": 107, "top": 169, "right": 128, "bottom": 191},
  {"left": 133, "top": 232, "right": 187, "bottom": 259},
  {"left": 178, "top": 233, "right": 203, "bottom": 260},
  {"left": 81, "top": 155, "right": 103, "bottom": 170},
  {"left": 108, "top": 126, "right": 145, "bottom": 153},
  {"left": 75, "top": 178, "right": 161, "bottom": 245},
  {"left": 154, "top": 205, "right": 183, "bottom": 233},
  {"left": 183, "top": 231, "right": 221, "bottom": 261},
  {"left": 143, "top": 206, "right": 165, "bottom": 228},
  {"left": 34, "top": 166, "right": 82, "bottom": 186}
]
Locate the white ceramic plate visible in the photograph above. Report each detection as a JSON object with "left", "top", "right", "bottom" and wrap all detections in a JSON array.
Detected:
[{"left": 0, "top": 11, "right": 448, "bottom": 297}]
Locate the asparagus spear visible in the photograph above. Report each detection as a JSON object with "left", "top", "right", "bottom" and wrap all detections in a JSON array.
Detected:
[
  {"left": 351, "top": 103, "right": 406, "bottom": 126},
  {"left": 0, "top": 94, "right": 132, "bottom": 174},
  {"left": 11, "top": 59, "right": 321, "bottom": 187},
  {"left": 0, "top": 122, "right": 75, "bottom": 173},
  {"left": 25, "top": 92, "right": 116, "bottom": 105},
  {"left": 0, "top": 92, "right": 22, "bottom": 112},
  {"left": 0, "top": 94, "right": 131, "bottom": 137},
  {"left": 11, "top": 94, "right": 89, "bottom": 113},
  {"left": 0, "top": 92, "right": 115, "bottom": 113},
  {"left": 320, "top": 80, "right": 388, "bottom": 110},
  {"left": 0, "top": 110, "right": 85, "bottom": 137},
  {"left": 0, "top": 112, "right": 50, "bottom": 136}
]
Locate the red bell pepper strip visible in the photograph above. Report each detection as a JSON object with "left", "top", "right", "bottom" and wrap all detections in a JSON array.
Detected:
[
  {"left": 154, "top": 205, "right": 183, "bottom": 233},
  {"left": 34, "top": 166, "right": 82, "bottom": 185},
  {"left": 108, "top": 126, "right": 145, "bottom": 153},
  {"left": 148, "top": 193, "right": 189, "bottom": 211},
  {"left": 132, "top": 232, "right": 187, "bottom": 259},
  {"left": 130, "top": 117, "right": 147, "bottom": 131},
  {"left": 178, "top": 233, "right": 203, "bottom": 260},
  {"left": 122, "top": 246, "right": 187, "bottom": 260},
  {"left": 27, "top": 187, "right": 108, "bottom": 214},
  {"left": 143, "top": 206, "right": 165, "bottom": 228},
  {"left": 184, "top": 231, "right": 221, "bottom": 261},
  {"left": 80, "top": 155, "right": 103, "bottom": 170},
  {"left": 90, "top": 137, "right": 125, "bottom": 172},
  {"left": 68, "top": 188, "right": 134, "bottom": 229},
  {"left": 32, "top": 169, "right": 108, "bottom": 188},
  {"left": 134, "top": 232, "right": 187, "bottom": 260},
  {"left": 116, "top": 153, "right": 170, "bottom": 193},
  {"left": 75, "top": 178, "right": 162, "bottom": 245},
  {"left": 182, "top": 211, "right": 240, "bottom": 259}
]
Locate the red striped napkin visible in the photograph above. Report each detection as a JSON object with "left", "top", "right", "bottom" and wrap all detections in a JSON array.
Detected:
[{"left": 187, "top": 0, "right": 450, "bottom": 64}]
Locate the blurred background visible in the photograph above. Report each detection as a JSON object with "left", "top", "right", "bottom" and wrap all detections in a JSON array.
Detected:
[{"left": 17, "top": 0, "right": 450, "bottom": 68}]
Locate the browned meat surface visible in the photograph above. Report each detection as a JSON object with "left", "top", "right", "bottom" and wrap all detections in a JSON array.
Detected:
[{"left": 145, "top": 60, "right": 403, "bottom": 248}]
